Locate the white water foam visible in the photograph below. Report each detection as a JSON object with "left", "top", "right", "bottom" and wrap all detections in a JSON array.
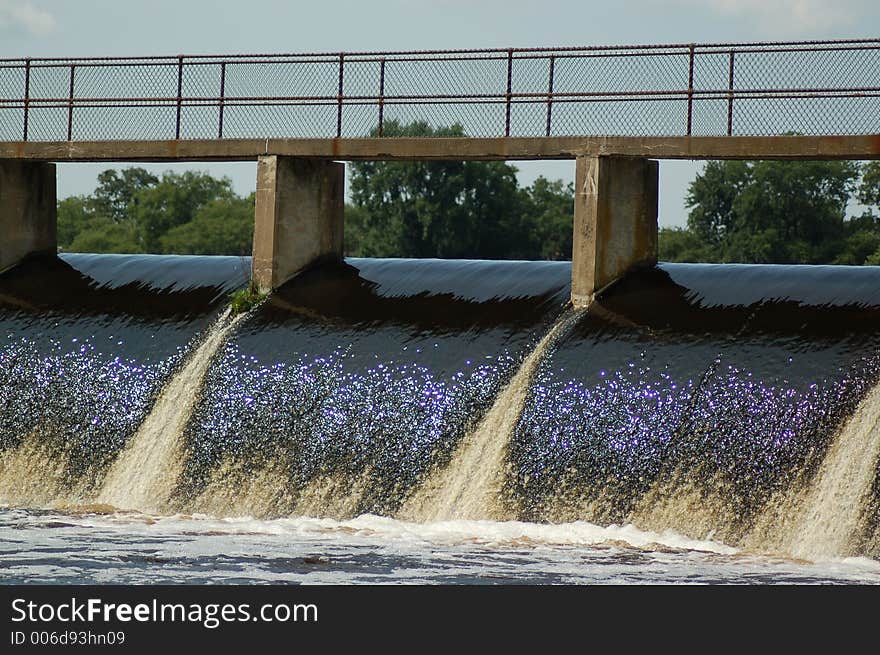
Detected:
[
  {"left": 56, "top": 509, "right": 737, "bottom": 554},
  {"left": 9, "top": 506, "right": 880, "bottom": 584}
]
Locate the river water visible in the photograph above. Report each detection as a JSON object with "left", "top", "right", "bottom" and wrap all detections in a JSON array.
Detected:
[{"left": 1, "top": 254, "right": 880, "bottom": 584}]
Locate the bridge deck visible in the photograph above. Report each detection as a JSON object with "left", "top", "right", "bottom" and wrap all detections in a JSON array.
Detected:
[{"left": 1, "top": 135, "right": 879, "bottom": 162}]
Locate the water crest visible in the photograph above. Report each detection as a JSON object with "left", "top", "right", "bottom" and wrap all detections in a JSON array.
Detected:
[{"left": 3, "top": 255, "right": 880, "bottom": 563}]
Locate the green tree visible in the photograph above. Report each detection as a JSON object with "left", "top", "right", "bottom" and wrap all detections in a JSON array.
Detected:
[
  {"left": 159, "top": 194, "right": 255, "bottom": 255},
  {"left": 343, "top": 203, "right": 372, "bottom": 257},
  {"left": 58, "top": 168, "right": 247, "bottom": 255},
  {"left": 835, "top": 227, "right": 880, "bottom": 265},
  {"left": 685, "top": 160, "right": 751, "bottom": 247},
  {"left": 859, "top": 161, "right": 880, "bottom": 210},
  {"left": 67, "top": 215, "right": 141, "bottom": 253},
  {"left": 681, "top": 159, "right": 860, "bottom": 263},
  {"left": 349, "top": 120, "right": 531, "bottom": 259},
  {"left": 58, "top": 192, "right": 142, "bottom": 254},
  {"left": 57, "top": 196, "right": 97, "bottom": 250},
  {"left": 846, "top": 209, "right": 880, "bottom": 266},
  {"left": 519, "top": 177, "right": 573, "bottom": 260},
  {"left": 131, "top": 171, "right": 236, "bottom": 252},
  {"left": 658, "top": 227, "right": 715, "bottom": 262},
  {"left": 93, "top": 168, "right": 159, "bottom": 221}
]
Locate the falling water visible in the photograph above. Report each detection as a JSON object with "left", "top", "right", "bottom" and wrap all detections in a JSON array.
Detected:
[
  {"left": 634, "top": 375, "right": 880, "bottom": 559},
  {"left": 0, "top": 434, "right": 81, "bottom": 507},
  {"left": 189, "top": 457, "right": 296, "bottom": 518},
  {"left": 779, "top": 380, "right": 880, "bottom": 559},
  {"left": 5, "top": 256, "right": 880, "bottom": 583},
  {"left": 399, "top": 308, "right": 584, "bottom": 522},
  {"left": 97, "top": 309, "right": 247, "bottom": 512}
]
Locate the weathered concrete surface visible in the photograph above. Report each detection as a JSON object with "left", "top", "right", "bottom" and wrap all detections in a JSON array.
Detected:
[
  {"left": 571, "top": 156, "right": 658, "bottom": 306},
  {"left": 252, "top": 156, "right": 344, "bottom": 293},
  {"left": 1, "top": 134, "right": 879, "bottom": 162},
  {"left": 0, "top": 161, "right": 56, "bottom": 274}
]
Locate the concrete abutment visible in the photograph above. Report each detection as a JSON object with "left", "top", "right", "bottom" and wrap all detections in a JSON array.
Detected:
[
  {"left": 252, "top": 155, "right": 344, "bottom": 293},
  {"left": 571, "top": 155, "right": 659, "bottom": 307},
  {"left": 1, "top": 153, "right": 658, "bottom": 302},
  {"left": 0, "top": 160, "right": 56, "bottom": 274}
]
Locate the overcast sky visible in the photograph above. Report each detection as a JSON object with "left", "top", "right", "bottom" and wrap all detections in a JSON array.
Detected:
[{"left": 2, "top": 0, "right": 878, "bottom": 227}]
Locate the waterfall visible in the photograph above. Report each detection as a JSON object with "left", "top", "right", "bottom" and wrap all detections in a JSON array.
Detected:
[
  {"left": 97, "top": 309, "right": 246, "bottom": 512},
  {"left": 398, "top": 308, "right": 583, "bottom": 522},
  {"left": 779, "top": 380, "right": 880, "bottom": 559}
]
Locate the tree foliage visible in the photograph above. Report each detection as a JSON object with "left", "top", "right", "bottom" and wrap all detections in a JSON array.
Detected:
[
  {"left": 346, "top": 120, "right": 573, "bottom": 260},
  {"left": 859, "top": 161, "right": 880, "bottom": 209},
  {"left": 93, "top": 168, "right": 159, "bottom": 221},
  {"left": 60, "top": 138, "right": 575, "bottom": 261},
  {"left": 661, "top": 159, "right": 876, "bottom": 265},
  {"left": 57, "top": 168, "right": 253, "bottom": 256},
  {"left": 58, "top": 144, "right": 878, "bottom": 267}
]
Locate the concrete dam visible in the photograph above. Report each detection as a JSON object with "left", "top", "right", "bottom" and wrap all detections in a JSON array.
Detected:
[{"left": 1, "top": 39, "right": 880, "bottom": 583}]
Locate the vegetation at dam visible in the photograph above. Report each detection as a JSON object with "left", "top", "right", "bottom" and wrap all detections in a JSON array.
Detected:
[
  {"left": 228, "top": 283, "right": 266, "bottom": 314},
  {"left": 57, "top": 168, "right": 256, "bottom": 256},
  {"left": 56, "top": 122, "right": 880, "bottom": 264},
  {"left": 661, "top": 159, "right": 880, "bottom": 265}
]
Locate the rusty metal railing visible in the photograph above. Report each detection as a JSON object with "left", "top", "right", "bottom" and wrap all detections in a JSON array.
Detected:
[{"left": 1, "top": 39, "right": 879, "bottom": 142}]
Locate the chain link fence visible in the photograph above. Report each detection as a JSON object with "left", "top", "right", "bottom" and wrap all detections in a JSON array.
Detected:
[{"left": 1, "top": 40, "right": 878, "bottom": 142}]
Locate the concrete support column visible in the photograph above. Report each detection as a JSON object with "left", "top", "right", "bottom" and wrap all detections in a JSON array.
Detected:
[
  {"left": 0, "top": 161, "right": 56, "bottom": 274},
  {"left": 571, "top": 156, "right": 658, "bottom": 306},
  {"left": 252, "top": 156, "right": 344, "bottom": 293}
]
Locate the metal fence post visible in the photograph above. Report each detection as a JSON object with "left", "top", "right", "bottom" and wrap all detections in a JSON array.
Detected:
[
  {"left": 218, "top": 61, "right": 226, "bottom": 139},
  {"left": 378, "top": 58, "right": 386, "bottom": 137},
  {"left": 67, "top": 64, "right": 76, "bottom": 141},
  {"left": 175, "top": 55, "right": 183, "bottom": 140},
  {"left": 686, "top": 44, "right": 695, "bottom": 136},
  {"left": 545, "top": 54, "right": 555, "bottom": 137},
  {"left": 505, "top": 49, "right": 513, "bottom": 137},
  {"left": 337, "top": 52, "right": 344, "bottom": 138},
  {"left": 727, "top": 50, "right": 735, "bottom": 136},
  {"left": 23, "top": 58, "right": 31, "bottom": 141}
]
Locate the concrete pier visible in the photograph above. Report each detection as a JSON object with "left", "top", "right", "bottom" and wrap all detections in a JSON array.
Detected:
[
  {"left": 571, "top": 156, "right": 659, "bottom": 306},
  {"left": 0, "top": 161, "right": 56, "bottom": 274},
  {"left": 251, "top": 156, "right": 344, "bottom": 292}
]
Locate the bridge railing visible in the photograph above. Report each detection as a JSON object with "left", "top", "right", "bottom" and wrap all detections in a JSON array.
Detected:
[{"left": 1, "top": 39, "right": 879, "bottom": 142}]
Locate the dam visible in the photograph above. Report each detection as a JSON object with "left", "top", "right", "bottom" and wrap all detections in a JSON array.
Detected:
[
  {"left": 1, "top": 39, "right": 880, "bottom": 583},
  {"left": 2, "top": 39, "right": 880, "bottom": 300},
  {"left": 1, "top": 254, "right": 880, "bottom": 583}
]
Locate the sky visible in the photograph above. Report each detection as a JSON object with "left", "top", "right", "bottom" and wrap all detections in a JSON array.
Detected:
[{"left": 1, "top": 0, "right": 878, "bottom": 227}]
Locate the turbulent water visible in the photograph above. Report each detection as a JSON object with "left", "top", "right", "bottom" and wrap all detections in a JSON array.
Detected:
[
  {"left": 2, "top": 253, "right": 880, "bottom": 584},
  {"left": 98, "top": 308, "right": 249, "bottom": 513}
]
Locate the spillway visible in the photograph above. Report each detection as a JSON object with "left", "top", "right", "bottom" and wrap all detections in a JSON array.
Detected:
[{"left": 2, "top": 253, "right": 880, "bottom": 581}]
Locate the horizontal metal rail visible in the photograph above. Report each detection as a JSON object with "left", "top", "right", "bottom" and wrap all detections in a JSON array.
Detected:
[{"left": 1, "top": 39, "right": 878, "bottom": 142}]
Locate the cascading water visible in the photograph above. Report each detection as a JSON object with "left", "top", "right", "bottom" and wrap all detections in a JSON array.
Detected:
[
  {"left": 3, "top": 253, "right": 880, "bottom": 584},
  {"left": 170, "top": 258, "right": 571, "bottom": 518},
  {"left": 0, "top": 254, "right": 248, "bottom": 506},
  {"left": 97, "top": 308, "right": 249, "bottom": 512},
  {"left": 775, "top": 381, "right": 880, "bottom": 559},
  {"left": 399, "top": 307, "right": 584, "bottom": 522},
  {"left": 508, "top": 264, "right": 880, "bottom": 556}
]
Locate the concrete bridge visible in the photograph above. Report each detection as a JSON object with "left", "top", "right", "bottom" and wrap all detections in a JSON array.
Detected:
[{"left": 1, "top": 39, "right": 879, "bottom": 305}]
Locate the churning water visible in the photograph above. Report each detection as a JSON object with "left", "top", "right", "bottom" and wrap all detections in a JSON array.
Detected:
[{"left": 2, "top": 253, "right": 880, "bottom": 584}]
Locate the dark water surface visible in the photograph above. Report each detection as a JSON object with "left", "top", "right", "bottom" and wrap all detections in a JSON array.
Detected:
[{"left": 2, "top": 254, "right": 880, "bottom": 583}]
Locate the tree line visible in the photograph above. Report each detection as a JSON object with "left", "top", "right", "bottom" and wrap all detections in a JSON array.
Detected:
[
  {"left": 56, "top": 120, "right": 880, "bottom": 265},
  {"left": 57, "top": 168, "right": 256, "bottom": 256},
  {"left": 661, "top": 159, "right": 880, "bottom": 265},
  {"left": 56, "top": 121, "right": 574, "bottom": 260}
]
